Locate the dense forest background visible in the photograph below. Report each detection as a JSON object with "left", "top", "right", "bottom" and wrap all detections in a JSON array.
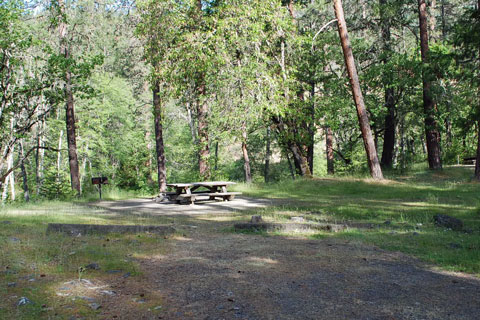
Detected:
[{"left": 1, "top": 0, "right": 479, "bottom": 202}]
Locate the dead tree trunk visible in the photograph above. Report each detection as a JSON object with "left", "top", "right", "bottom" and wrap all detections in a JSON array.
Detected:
[
  {"left": 241, "top": 123, "right": 252, "bottom": 183},
  {"left": 153, "top": 82, "right": 167, "bottom": 193},
  {"left": 333, "top": 0, "right": 384, "bottom": 180},
  {"left": 418, "top": 0, "right": 442, "bottom": 170},
  {"left": 326, "top": 127, "right": 335, "bottom": 175},
  {"left": 58, "top": 0, "right": 81, "bottom": 194}
]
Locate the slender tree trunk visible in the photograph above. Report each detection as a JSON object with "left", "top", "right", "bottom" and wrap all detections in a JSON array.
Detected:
[
  {"left": 58, "top": 0, "right": 81, "bottom": 194},
  {"left": 333, "top": 0, "right": 384, "bottom": 180},
  {"left": 241, "top": 123, "right": 252, "bottom": 183},
  {"left": 307, "top": 82, "right": 315, "bottom": 174},
  {"left": 35, "top": 119, "right": 45, "bottom": 195},
  {"left": 475, "top": 0, "right": 480, "bottom": 181},
  {"left": 214, "top": 142, "right": 219, "bottom": 171},
  {"left": 379, "top": 0, "right": 396, "bottom": 169},
  {"left": 264, "top": 127, "right": 271, "bottom": 183},
  {"left": 8, "top": 146, "right": 14, "bottom": 201},
  {"left": 429, "top": 0, "right": 437, "bottom": 40},
  {"left": 2, "top": 146, "right": 13, "bottom": 203},
  {"left": 195, "top": 1, "right": 210, "bottom": 181},
  {"left": 57, "top": 130, "right": 63, "bottom": 173},
  {"left": 153, "top": 82, "right": 167, "bottom": 193},
  {"left": 418, "top": 0, "right": 442, "bottom": 170},
  {"left": 475, "top": 121, "right": 480, "bottom": 181},
  {"left": 186, "top": 102, "right": 197, "bottom": 143},
  {"left": 20, "top": 140, "right": 29, "bottom": 202},
  {"left": 285, "top": 151, "right": 296, "bottom": 180},
  {"left": 196, "top": 82, "right": 210, "bottom": 180},
  {"left": 326, "top": 127, "right": 335, "bottom": 175}
]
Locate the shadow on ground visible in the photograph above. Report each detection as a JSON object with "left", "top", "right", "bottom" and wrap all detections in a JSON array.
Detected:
[{"left": 84, "top": 198, "right": 480, "bottom": 320}]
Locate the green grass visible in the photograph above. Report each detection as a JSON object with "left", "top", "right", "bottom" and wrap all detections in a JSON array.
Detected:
[
  {"left": 234, "top": 166, "right": 480, "bottom": 275},
  {"left": 0, "top": 202, "right": 170, "bottom": 319}
]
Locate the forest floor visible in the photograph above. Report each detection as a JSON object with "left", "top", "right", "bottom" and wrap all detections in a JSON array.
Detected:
[{"left": 1, "top": 166, "right": 480, "bottom": 319}]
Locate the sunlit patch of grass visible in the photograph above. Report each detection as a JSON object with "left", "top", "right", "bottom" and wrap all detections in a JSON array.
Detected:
[
  {"left": 235, "top": 166, "right": 480, "bottom": 275},
  {"left": 0, "top": 204, "right": 169, "bottom": 319}
]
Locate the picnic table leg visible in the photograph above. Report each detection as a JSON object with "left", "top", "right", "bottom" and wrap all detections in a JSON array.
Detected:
[{"left": 208, "top": 186, "right": 217, "bottom": 201}]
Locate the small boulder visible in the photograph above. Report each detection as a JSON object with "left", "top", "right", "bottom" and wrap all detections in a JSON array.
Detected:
[
  {"left": 17, "top": 297, "right": 33, "bottom": 307},
  {"left": 291, "top": 216, "right": 305, "bottom": 223},
  {"left": 85, "top": 263, "right": 100, "bottom": 270},
  {"left": 434, "top": 214, "right": 463, "bottom": 231},
  {"left": 250, "top": 215, "right": 263, "bottom": 223}
]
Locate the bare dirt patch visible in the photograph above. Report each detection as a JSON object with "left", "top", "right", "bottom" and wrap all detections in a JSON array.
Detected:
[{"left": 92, "top": 198, "right": 480, "bottom": 319}]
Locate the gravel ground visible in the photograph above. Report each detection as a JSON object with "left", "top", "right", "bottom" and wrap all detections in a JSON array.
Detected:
[{"left": 93, "top": 198, "right": 480, "bottom": 320}]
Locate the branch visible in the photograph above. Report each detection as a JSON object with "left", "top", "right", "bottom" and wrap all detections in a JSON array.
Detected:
[{"left": 0, "top": 146, "right": 63, "bottom": 184}]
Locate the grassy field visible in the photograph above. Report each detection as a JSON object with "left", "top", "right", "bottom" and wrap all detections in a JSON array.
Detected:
[
  {"left": 234, "top": 166, "right": 480, "bottom": 275},
  {"left": 0, "top": 202, "right": 170, "bottom": 319},
  {"left": 1, "top": 166, "right": 479, "bottom": 318}
]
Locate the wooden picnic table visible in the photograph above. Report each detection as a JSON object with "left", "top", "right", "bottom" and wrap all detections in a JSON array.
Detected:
[{"left": 166, "top": 181, "right": 241, "bottom": 204}]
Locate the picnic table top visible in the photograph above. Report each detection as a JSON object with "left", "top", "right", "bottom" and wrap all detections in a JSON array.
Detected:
[{"left": 167, "top": 181, "right": 236, "bottom": 188}]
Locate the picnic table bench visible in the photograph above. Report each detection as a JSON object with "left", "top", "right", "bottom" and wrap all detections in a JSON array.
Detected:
[{"left": 166, "top": 181, "right": 241, "bottom": 204}]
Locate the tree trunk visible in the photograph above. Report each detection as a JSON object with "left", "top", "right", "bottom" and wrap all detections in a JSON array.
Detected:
[
  {"left": 264, "top": 127, "right": 271, "bottom": 183},
  {"left": 241, "top": 123, "right": 252, "bottom": 183},
  {"left": 285, "top": 151, "right": 296, "bottom": 180},
  {"left": 196, "top": 82, "right": 210, "bottom": 181},
  {"left": 418, "top": 0, "right": 442, "bottom": 170},
  {"left": 475, "top": 0, "right": 480, "bottom": 181},
  {"left": 379, "top": 0, "right": 396, "bottom": 169},
  {"left": 326, "top": 127, "right": 335, "bottom": 175},
  {"left": 429, "top": 0, "right": 437, "bottom": 41},
  {"left": 58, "top": 0, "right": 81, "bottom": 194},
  {"left": 153, "top": 82, "right": 167, "bottom": 193},
  {"left": 20, "top": 140, "right": 29, "bottom": 202},
  {"left": 307, "top": 82, "right": 315, "bottom": 174},
  {"left": 214, "top": 141, "right": 219, "bottom": 171},
  {"left": 35, "top": 119, "right": 45, "bottom": 195},
  {"left": 475, "top": 121, "right": 480, "bottom": 181},
  {"left": 57, "top": 129, "right": 63, "bottom": 173},
  {"left": 333, "top": 0, "right": 384, "bottom": 180}
]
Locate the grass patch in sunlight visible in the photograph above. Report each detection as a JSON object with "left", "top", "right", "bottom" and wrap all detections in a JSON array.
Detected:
[
  {"left": 233, "top": 166, "right": 480, "bottom": 275},
  {"left": 0, "top": 203, "right": 169, "bottom": 319}
]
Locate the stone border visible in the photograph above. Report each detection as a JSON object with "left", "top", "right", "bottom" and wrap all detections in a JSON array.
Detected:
[
  {"left": 234, "top": 222, "right": 346, "bottom": 233},
  {"left": 46, "top": 223, "right": 176, "bottom": 236}
]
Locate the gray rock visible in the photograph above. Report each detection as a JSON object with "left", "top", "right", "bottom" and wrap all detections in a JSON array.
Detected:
[
  {"left": 85, "top": 263, "right": 100, "bottom": 270},
  {"left": 122, "top": 272, "right": 131, "bottom": 278},
  {"left": 101, "top": 290, "right": 116, "bottom": 296},
  {"left": 106, "top": 270, "right": 122, "bottom": 274},
  {"left": 89, "top": 303, "right": 101, "bottom": 310},
  {"left": 434, "top": 214, "right": 463, "bottom": 231},
  {"left": 7, "top": 282, "right": 16, "bottom": 287},
  {"left": 9, "top": 237, "right": 21, "bottom": 243},
  {"left": 412, "top": 232, "right": 419, "bottom": 236},
  {"left": 448, "top": 242, "right": 462, "bottom": 249},
  {"left": 251, "top": 215, "right": 263, "bottom": 223},
  {"left": 2, "top": 221, "right": 12, "bottom": 224},
  {"left": 154, "top": 306, "right": 163, "bottom": 310},
  {"left": 291, "top": 216, "right": 305, "bottom": 223},
  {"left": 384, "top": 220, "right": 392, "bottom": 225},
  {"left": 17, "top": 297, "right": 33, "bottom": 307},
  {"left": 79, "top": 296, "right": 96, "bottom": 303}
]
